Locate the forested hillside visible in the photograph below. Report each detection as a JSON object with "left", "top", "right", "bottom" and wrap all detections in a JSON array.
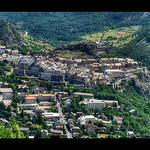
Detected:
[
  {"left": 115, "top": 27, "right": 150, "bottom": 70},
  {"left": 0, "top": 12, "right": 149, "bottom": 46}
]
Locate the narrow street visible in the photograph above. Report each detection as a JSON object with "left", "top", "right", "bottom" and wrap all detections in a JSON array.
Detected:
[{"left": 56, "top": 99, "right": 73, "bottom": 139}]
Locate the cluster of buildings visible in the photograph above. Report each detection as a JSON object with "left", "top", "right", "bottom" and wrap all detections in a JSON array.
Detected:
[
  {"left": 12, "top": 55, "right": 139, "bottom": 88},
  {"left": 0, "top": 48, "right": 136, "bottom": 89},
  {"left": 0, "top": 44, "right": 139, "bottom": 89},
  {"left": 0, "top": 44, "right": 140, "bottom": 138}
]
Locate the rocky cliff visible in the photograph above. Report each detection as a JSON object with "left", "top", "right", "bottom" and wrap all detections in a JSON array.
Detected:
[
  {"left": 55, "top": 41, "right": 109, "bottom": 57},
  {"left": 0, "top": 17, "right": 23, "bottom": 46}
]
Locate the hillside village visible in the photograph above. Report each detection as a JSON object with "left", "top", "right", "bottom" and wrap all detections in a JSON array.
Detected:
[{"left": 0, "top": 44, "right": 148, "bottom": 139}]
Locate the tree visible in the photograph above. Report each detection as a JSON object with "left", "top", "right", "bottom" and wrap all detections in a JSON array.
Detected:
[
  {"left": 0, "top": 118, "right": 24, "bottom": 138},
  {"left": 36, "top": 98, "right": 40, "bottom": 104},
  {"left": 0, "top": 101, "right": 6, "bottom": 110}
]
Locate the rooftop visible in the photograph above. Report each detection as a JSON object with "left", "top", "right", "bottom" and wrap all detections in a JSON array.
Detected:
[
  {"left": 0, "top": 88, "right": 13, "bottom": 93},
  {"left": 26, "top": 94, "right": 55, "bottom": 97},
  {"left": 25, "top": 96, "right": 36, "bottom": 100},
  {"left": 113, "top": 116, "right": 123, "bottom": 120},
  {"left": 73, "top": 92, "right": 94, "bottom": 96}
]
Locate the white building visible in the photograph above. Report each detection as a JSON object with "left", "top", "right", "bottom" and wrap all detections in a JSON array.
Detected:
[
  {"left": 42, "top": 112, "right": 60, "bottom": 122},
  {"left": 81, "top": 99, "right": 118, "bottom": 110},
  {"left": 86, "top": 100, "right": 105, "bottom": 110},
  {"left": 78, "top": 115, "right": 98, "bottom": 125}
]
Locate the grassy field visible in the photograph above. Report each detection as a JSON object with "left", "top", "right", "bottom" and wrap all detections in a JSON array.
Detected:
[
  {"left": 81, "top": 26, "right": 141, "bottom": 47},
  {"left": 20, "top": 32, "right": 54, "bottom": 52}
]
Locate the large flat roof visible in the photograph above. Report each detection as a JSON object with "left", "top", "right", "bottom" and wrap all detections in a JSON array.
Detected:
[{"left": 0, "top": 88, "right": 13, "bottom": 93}]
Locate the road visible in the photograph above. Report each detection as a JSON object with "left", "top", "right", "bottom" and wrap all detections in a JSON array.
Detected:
[{"left": 56, "top": 99, "right": 73, "bottom": 139}]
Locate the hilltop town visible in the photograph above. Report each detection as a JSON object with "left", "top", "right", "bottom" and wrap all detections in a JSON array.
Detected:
[{"left": 0, "top": 44, "right": 149, "bottom": 139}]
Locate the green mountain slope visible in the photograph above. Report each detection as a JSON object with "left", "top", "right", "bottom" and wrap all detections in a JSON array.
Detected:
[
  {"left": 115, "top": 28, "right": 150, "bottom": 70},
  {"left": 0, "top": 12, "right": 149, "bottom": 46}
]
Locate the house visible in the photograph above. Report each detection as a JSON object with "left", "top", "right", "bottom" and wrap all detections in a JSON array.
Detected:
[
  {"left": 113, "top": 116, "right": 123, "bottom": 126},
  {"left": 42, "top": 112, "right": 59, "bottom": 122},
  {"left": 41, "top": 129, "right": 48, "bottom": 137},
  {"left": 19, "top": 127, "right": 29, "bottom": 133},
  {"left": 12, "top": 50, "right": 19, "bottom": 55},
  {"left": 73, "top": 92, "right": 94, "bottom": 99},
  {"left": 0, "top": 88, "right": 13, "bottom": 100},
  {"left": 0, "top": 46, "right": 6, "bottom": 54},
  {"left": 87, "top": 124, "right": 98, "bottom": 134},
  {"left": 18, "top": 56, "right": 35, "bottom": 70},
  {"left": 56, "top": 125, "right": 63, "bottom": 131},
  {"left": 26, "top": 121, "right": 33, "bottom": 127},
  {"left": 18, "top": 85, "right": 29, "bottom": 93},
  {"left": 71, "top": 126, "right": 81, "bottom": 133},
  {"left": 50, "top": 129, "right": 63, "bottom": 137},
  {"left": 127, "top": 131, "right": 137, "bottom": 139},
  {"left": 105, "top": 69, "right": 125, "bottom": 78},
  {"left": 32, "top": 86, "right": 45, "bottom": 94},
  {"left": 23, "top": 110, "right": 36, "bottom": 118},
  {"left": 5, "top": 49, "right": 12, "bottom": 54},
  {"left": 129, "top": 109, "right": 137, "bottom": 116},
  {"left": 63, "top": 98, "right": 71, "bottom": 108}
]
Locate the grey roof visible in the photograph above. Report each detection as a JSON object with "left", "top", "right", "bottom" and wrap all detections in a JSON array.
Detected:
[{"left": 19, "top": 57, "right": 34, "bottom": 65}]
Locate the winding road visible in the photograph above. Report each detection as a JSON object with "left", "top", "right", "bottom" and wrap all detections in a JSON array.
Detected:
[{"left": 56, "top": 99, "right": 73, "bottom": 138}]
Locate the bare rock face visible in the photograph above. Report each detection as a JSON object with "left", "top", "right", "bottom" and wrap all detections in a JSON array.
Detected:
[
  {"left": 0, "top": 17, "right": 23, "bottom": 46},
  {"left": 55, "top": 40, "right": 109, "bottom": 57}
]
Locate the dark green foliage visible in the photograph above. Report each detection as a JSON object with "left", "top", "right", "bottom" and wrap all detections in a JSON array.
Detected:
[
  {"left": 0, "top": 12, "right": 146, "bottom": 46},
  {"left": 93, "top": 83, "right": 150, "bottom": 136},
  {"left": 0, "top": 118, "right": 24, "bottom": 138}
]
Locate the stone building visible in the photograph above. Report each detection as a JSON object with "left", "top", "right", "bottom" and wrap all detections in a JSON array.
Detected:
[{"left": 14, "top": 56, "right": 41, "bottom": 76}]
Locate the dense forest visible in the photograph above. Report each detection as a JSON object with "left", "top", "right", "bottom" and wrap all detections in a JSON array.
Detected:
[{"left": 0, "top": 12, "right": 149, "bottom": 46}]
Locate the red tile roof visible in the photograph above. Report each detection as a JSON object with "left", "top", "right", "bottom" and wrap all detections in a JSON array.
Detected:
[{"left": 25, "top": 93, "right": 55, "bottom": 100}]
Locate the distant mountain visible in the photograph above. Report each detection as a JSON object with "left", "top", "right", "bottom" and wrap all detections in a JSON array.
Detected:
[
  {"left": 0, "top": 12, "right": 150, "bottom": 46},
  {"left": 0, "top": 17, "right": 23, "bottom": 46}
]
